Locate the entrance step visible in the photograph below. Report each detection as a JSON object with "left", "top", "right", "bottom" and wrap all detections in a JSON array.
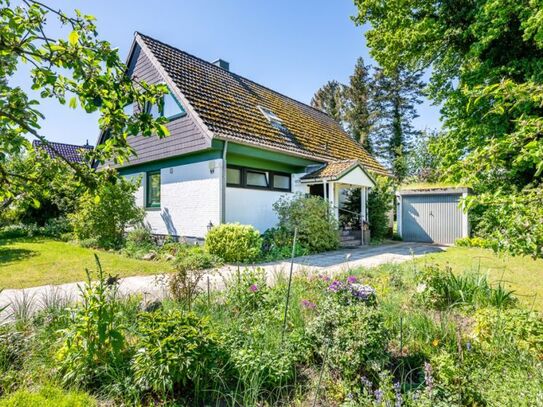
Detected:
[{"left": 340, "top": 239, "right": 362, "bottom": 247}]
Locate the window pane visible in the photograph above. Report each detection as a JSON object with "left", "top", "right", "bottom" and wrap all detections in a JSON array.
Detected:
[
  {"left": 163, "top": 92, "right": 186, "bottom": 119},
  {"left": 227, "top": 168, "right": 241, "bottom": 185},
  {"left": 147, "top": 101, "right": 161, "bottom": 119},
  {"left": 147, "top": 172, "right": 161, "bottom": 206},
  {"left": 246, "top": 170, "right": 269, "bottom": 187},
  {"left": 273, "top": 174, "right": 290, "bottom": 190}
]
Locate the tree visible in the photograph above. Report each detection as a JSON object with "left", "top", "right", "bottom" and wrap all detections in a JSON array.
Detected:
[
  {"left": 0, "top": 1, "right": 170, "bottom": 204},
  {"left": 310, "top": 80, "right": 346, "bottom": 123},
  {"left": 369, "top": 66, "right": 424, "bottom": 181},
  {"left": 354, "top": 0, "right": 543, "bottom": 257},
  {"left": 405, "top": 130, "right": 441, "bottom": 183},
  {"left": 344, "top": 58, "right": 372, "bottom": 151}
]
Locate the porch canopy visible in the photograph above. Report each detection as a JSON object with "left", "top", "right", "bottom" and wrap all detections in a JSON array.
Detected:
[{"left": 300, "top": 160, "right": 375, "bottom": 222}]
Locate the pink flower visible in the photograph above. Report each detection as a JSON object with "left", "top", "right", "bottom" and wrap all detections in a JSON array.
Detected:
[
  {"left": 301, "top": 299, "right": 316, "bottom": 309},
  {"left": 249, "top": 284, "right": 258, "bottom": 292}
]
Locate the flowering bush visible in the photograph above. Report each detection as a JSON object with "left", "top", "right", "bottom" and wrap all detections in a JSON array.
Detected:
[
  {"left": 327, "top": 277, "right": 377, "bottom": 306},
  {"left": 224, "top": 268, "right": 269, "bottom": 313}
]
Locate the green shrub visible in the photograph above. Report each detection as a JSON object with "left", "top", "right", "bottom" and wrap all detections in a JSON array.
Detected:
[
  {"left": 132, "top": 309, "right": 227, "bottom": 399},
  {"left": 455, "top": 236, "right": 492, "bottom": 249},
  {"left": 0, "top": 386, "right": 96, "bottom": 407},
  {"left": 261, "top": 226, "right": 308, "bottom": 260},
  {"left": 273, "top": 193, "right": 339, "bottom": 253},
  {"left": 70, "top": 176, "right": 144, "bottom": 249},
  {"left": 368, "top": 176, "right": 394, "bottom": 241},
  {"left": 308, "top": 290, "right": 388, "bottom": 382},
  {"left": 0, "top": 224, "right": 39, "bottom": 239},
  {"left": 415, "top": 265, "right": 517, "bottom": 309},
  {"left": 224, "top": 268, "right": 269, "bottom": 314},
  {"left": 205, "top": 223, "right": 262, "bottom": 263},
  {"left": 474, "top": 308, "right": 543, "bottom": 357},
  {"left": 123, "top": 227, "right": 156, "bottom": 258},
  {"left": 57, "top": 256, "right": 128, "bottom": 388}
]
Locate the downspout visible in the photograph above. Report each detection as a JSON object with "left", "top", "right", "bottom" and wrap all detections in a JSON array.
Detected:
[{"left": 221, "top": 141, "right": 228, "bottom": 224}]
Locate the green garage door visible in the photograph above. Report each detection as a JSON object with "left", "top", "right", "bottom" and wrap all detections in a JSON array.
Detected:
[{"left": 401, "top": 193, "right": 464, "bottom": 244}]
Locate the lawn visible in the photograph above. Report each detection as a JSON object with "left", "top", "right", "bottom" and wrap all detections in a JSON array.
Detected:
[
  {"left": 415, "top": 246, "right": 543, "bottom": 312},
  {"left": 0, "top": 237, "right": 172, "bottom": 288}
]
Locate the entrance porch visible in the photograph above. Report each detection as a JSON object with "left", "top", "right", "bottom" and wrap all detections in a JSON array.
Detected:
[{"left": 300, "top": 160, "right": 375, "bottom": 246}]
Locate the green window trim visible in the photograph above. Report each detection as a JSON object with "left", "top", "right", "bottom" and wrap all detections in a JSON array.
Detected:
[
  {"left": 146, "top": 170, "right": 161, "bottom": 208},
  {"left": 226, "top": 165, "right": 291, "bottom": 192}
]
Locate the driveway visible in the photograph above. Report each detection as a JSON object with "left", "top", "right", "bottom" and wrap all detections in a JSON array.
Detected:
[{"left": 0, "top": 242, "right": 444, "bottom": 322}]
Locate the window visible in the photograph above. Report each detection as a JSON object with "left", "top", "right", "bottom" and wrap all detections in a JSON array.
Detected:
[
  {"left": 258, "top": 105, "right": 291, "bottom": 136},
  {"left": 226, "top": 167, "right": 241, "bottom": 185},
  {"left": 226, "top": 165, "right": 291, "bottom": 192},
  {"left": 146, "top": 171, "right": 161, "bottom": 208},
  {"left": 246, "top": 170, "right": 269, "bottom": 188},
  {"left": 146, "top": 90, "right": 186, "bottom": 120},
  {"left": 273, "top": 174, "right": 290, "bottom": 190}
]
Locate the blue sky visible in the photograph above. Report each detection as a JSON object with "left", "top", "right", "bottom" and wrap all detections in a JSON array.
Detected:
[{"left": 14, "top": 0, "right": 441, "bottom": 146}]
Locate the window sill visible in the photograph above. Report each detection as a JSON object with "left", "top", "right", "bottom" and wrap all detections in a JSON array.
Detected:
[{"left": 145, "top": 206, "right": 161, "bottom": 211}]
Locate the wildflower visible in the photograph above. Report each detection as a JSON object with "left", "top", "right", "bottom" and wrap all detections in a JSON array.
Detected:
[
  {"left": 249, "top": 284, "right": 258, "bottom": 292},
  {"left": 394, "top": 382, "right": 402, "bottom": 407},
  {"left": 415, "top": 283, "right": 427, "bottom": 293},
  {"left": 466, "top": 341, "right": 472, "bottom": 351},
  {"left": 360, "top": 375, "right": 372, "bottom": 390},
  {"left": 328, "top": 280, "right": 342, "bottom": 292},
  {"left": 432, "top": 338, "right": 439, "bottom": 347},
  {"left": 319, "top": 274, "right": 330, "bottom": 282},
  {"left": 424, "top": 362, "right": 434, "bottom": 392},
  {"left": 301, "top": 299, "right": 316, "bottom": 309},
  {"left": 350, "top": 283, "right": 376, "bottom": 301},
  {"left": 347, "top": 275, "right": 357, "bottom": 284},
  {"left": 374, "top": 389, "right": 384, "bottom": 403}
]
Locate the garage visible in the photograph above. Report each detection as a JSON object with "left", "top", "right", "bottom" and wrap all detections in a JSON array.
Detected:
[{"left": 397, "top": 187, "right": 470, "bottom": 244}]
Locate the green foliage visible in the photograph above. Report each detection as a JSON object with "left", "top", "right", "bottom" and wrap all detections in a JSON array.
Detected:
[
  {"left": 0, "top": 1, "right": 170, "bottom": 202},
  {"left": 57, "top": 256, "right": 128, "bottom": 388},
  {"left": 455, "top": 236, "right": 492, "bottom": 249},
  {"left": 273, "top": 193, "right": 339, "bottom": 253},
  {"left": 167, "top": 246, "right": 220, "bottom": 307},
  {"left": 70, "top": 175, "right": 144, "bottom": 249},
  {"left": 310, "top": 80, "right": 346, "bottom": 123},
  {"left": 308, "top": 292, "right": 389, "bottom": 383},
  {"left": 122, "top": 227, "right": 156, "bottom": 259},
  {"left": 353, "top": 0, "right": 543, "bottom": 257},
  {"left": 260, "top": 226, "right": 308, "bottom": 261},
  {"left": 0, "top": 386, "right": 96, "bottom": 407},
  {"left": 474, "top": 308, "right": 543, "bottom": 357},
  {"left": 368, "top": 176, "right": 394, "bottom": 240},
  {"left": 415, "top": 265, "right": 517, "bottom": 310},
  {"left": 132, "top": 309, "right": 227, "bottom": 399},
  {"left": 205, "top": 223, "right": 262, "bottom": 263}
]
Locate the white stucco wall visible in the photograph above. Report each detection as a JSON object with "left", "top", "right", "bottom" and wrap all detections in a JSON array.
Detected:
[
  {"left": 125, "top": 159, "right": 222, "bottom": 238},
  {"left": 225, "top": 172, "right": 308, "bottom": 233}
]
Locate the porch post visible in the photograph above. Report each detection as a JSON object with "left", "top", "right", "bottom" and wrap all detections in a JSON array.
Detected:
[
  {"left": 328, "top": 181, "right": 338, "bottom": 219},
  {"left": 360, "top": 187, "right": 366, "bottom": 223}
]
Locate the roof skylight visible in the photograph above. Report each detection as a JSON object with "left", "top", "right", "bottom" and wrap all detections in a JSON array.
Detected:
[{"left": 258, "top": 106, "right": 282, "bottom": 124}]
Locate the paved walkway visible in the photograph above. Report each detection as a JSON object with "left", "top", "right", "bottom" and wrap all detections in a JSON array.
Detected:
[{"left": 0, "top": 242, "right": 444, "bottom": 322}]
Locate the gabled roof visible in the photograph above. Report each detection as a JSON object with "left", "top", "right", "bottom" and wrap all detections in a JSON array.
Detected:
[
  {"left": 33, "top": 140, "right": 93, "bottom": 164},
  {"left": 135, "top": 33, "right": 388, "bottom": 176},
  {"left": 301, "top": 159, "right": 374, "bottom": 184}
]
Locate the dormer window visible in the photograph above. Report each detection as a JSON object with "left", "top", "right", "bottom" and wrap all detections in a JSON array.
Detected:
[{"left": 146, "top": 89, "right": 186, "bottom": 121}]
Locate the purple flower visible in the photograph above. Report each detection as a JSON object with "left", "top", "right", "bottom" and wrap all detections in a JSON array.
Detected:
[
  {"left": 394, "top": 382, "right": 402, "bottom": 407},
  {"left": 347, "top": 275, "right": 357, "bottom": 284},
  {"left": 328, "top": 280, "right": 342, "bottom": 292},
  {"left": 319, "top": 274, "right": 331, "bottom": 282},
  {"left": 301, "top": 299, "right": 316, "bottom": 309},
  {"left": 424, "top": 362, "right": 434, "bottom": 392},
  {"left": 249, "top": 284, "right": 258, "bottom": 292},
  {"left": 350, "top": 283, "right": 375, "bottom": 301},
  {"left": 374, "top": 389, "right": 384, "bottom": 403},
  {"left": 360, "top": 375, "right": 372, "bottom": 390}
]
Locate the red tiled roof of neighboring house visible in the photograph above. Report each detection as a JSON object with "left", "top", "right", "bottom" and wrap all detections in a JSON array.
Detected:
[
  {"left": 32, "top": 140, "right": 93, "bottom": 164},
  {"left": 137, "top": 33, "right": 389, "bottom": 176}
]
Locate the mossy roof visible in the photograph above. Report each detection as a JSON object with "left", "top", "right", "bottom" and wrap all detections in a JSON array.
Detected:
[{"left": 138, "top": 33, "right": 388, "bottom": 176}]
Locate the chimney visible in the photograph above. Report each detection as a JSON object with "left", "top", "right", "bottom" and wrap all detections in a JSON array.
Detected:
[{"left": 212, "top": 59, "right": 230, "bottom": 71}]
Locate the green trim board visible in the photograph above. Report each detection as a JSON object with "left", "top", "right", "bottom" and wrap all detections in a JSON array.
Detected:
[
  {"left": 118, "top": 148, "right": 223, "bottom": 176},
  {"left": 225, "top": 142, "right": 320, "bottom": 168}
]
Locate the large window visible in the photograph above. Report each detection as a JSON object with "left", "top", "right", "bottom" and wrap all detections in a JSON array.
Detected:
[
  {"left": 226, "top": 165, "right": 291, "bottom": 192},
  {"left": 146, "top": 171, "right": 161, "bottom": 208},
  {"left": 146, "top": 90, "right": 186, "bottom": 121}
]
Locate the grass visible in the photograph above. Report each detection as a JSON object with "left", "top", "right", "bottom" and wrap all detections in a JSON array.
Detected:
[
  {"left": 414, "top": 246, "right": 543, "bottom": 312},
  {"left": 0, "top": 237, "right": 172, "bottom": 289}
]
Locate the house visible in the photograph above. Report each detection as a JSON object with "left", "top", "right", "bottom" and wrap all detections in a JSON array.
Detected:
[
  {"left": 98, "top": 32, "right": 387, "bottom": 242},
  {"left": 33, "top": 140, "right": 93, "bottom": 164}
]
